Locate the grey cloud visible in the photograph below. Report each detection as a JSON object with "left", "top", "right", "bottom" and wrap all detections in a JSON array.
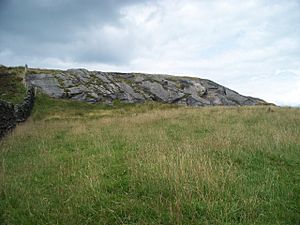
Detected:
[
  {"left": 0, "top": 0, "right": 148, "bottom": 64},
  {"left": 0, "top": 0, "right": 142, "bottom": 32},
  {"left": 0, "top": 0, "right": 299, "bottom": 106}
]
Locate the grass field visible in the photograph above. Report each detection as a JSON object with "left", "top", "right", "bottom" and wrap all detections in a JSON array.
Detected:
[{"left": 1, "top": 95, "right": 299, "bottom": 224}]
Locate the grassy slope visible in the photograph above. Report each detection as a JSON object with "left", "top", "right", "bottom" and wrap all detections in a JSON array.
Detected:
[
  {"left": 0, "top": 95, "right": 299, "bottom": 225},
  {"left": 0, "top": 66, "right": 27, "bottom": 104}
]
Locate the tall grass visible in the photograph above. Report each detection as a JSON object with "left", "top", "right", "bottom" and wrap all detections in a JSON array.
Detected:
[{"left": 1, "top": 96, "right": 299, "bottom": 224}]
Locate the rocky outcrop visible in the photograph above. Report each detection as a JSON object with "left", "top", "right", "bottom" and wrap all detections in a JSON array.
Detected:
[
  {"left": 0, "top": 86, "right": 35, "bottom": 139},
  {"left": 26, "top": 69, "right": 267, "bottom": 106}
]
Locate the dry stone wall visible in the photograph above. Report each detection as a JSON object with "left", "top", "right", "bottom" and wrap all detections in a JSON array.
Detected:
[
  {"left": 15, "top": 87, "right": 35, "bottom": 122},
  {"left": 0, "top": 86, "right": 35, "bottom": 139},
  {"left": 0, "top": 100, "right": 16, "bottom": 138}
]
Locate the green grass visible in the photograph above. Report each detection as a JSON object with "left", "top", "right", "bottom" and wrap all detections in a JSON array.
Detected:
[
  {"left": 30, "top": 94, "right": 180, "bottom": 121},
  {"left": 26, "top": 67, "right": 62, "bottom": 75},
  {"left": 0, "top": 66, "right": 27, "bottom": 104},
  {"left": 0, "top": 95, "right": 299, "bottom": 224}
]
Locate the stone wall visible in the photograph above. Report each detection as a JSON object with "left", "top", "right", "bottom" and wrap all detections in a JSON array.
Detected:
[
  {"left": 15, "top": 87, "right": 35, "bottom": 122},
  {"left": 0, "top": 86, "right": 35, "bottom": 139},
  {"left": 0, "top": 100, "right": 16, "bottom": 139}
]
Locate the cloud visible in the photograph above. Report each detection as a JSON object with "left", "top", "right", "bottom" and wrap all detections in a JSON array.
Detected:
[
  {"left": 0, "top": 0, "right": 146, "bottom": 63},
  {"left": 0, "top": 0, "right": 299, "bottom": 106}
]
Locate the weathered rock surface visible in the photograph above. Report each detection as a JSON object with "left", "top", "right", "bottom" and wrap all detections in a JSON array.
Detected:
[
  {"left": 26, "top": 69, "right": 268, "bottom": 106},
  {"left": 26, "top": 74, "right": 63, "bottom": 98}
]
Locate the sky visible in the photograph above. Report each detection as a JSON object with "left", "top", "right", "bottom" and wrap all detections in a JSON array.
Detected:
[{"left": 0, "top": 0, "right": 300, "bottom": 106}]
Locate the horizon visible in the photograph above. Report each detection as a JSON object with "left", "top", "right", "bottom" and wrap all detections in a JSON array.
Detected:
[{"left": 1, "top": 0, "right": 299, "bottom": 106}]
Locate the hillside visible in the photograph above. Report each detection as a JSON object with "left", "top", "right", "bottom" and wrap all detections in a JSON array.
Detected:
[
  {"left": 25, "top": 67, "right": 268, "bottom": 106},
  {"left": 0, "top": 95, "right": 299, "bottom": 224},
  {"left": 0, "top": 66, "right": 299, "bottom": 224}
]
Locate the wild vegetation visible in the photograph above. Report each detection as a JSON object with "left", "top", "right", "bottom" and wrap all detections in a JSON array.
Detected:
[
  {"left": 0, "top": 66, "right": 26, "bottom": 104},
  {"left": 1, "top": 93, "right": 299, "bottom": 224}
]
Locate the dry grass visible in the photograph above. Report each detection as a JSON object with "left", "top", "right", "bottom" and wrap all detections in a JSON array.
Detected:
[{"left": 0, "top": 98, "right": 299, "bottom": 224}]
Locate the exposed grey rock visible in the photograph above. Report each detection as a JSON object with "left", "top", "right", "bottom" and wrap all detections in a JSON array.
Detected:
[
  {"left": 108, "top": 83, "right": 119, "bottom": 92},
  {"left": 141, "top": 80, "right": 185, "bottom": 103},
  {"left": 183, "top": 81, "right": 207, "bottom": 104},
  {"left": 71, "top": 93, "right": 86, "bottom": 101},
  {"left": 69, "top": 85, "right": 86, "bottom": 96},
  {"left": 67, "top": 69, "right": 91, "bottom": 83},
  {"left": 94, "top": 71, "right": 111, "bottom": 83},
  {"left": 187, "top": 96, "right": 205, "bottom": 106},
  {"left": 25, "top": 68, "right": 269, "bottom": 106},
  {"left": 118, "top": 82, "right": 145, "bottom": 102},
  {"left": 88, "top": 92, "right": 99, "bottom": 99},
  {"left": 26, "top": 74, "right": 64, "bottom": 98},
  {"left": 55, "top": 73, "right": 74, "bottom": 88},
  {"left": 63, "top": 80, "right": 74, "bottom": 88},
  {"left": 224, "top": 89, "right": 250, "bottom": 105},
  {"left": 134, "top": 75, "right": 145, "bottom": 83},
  {"left": 186, "top": 94, "right": 211, "bottom": 106}
]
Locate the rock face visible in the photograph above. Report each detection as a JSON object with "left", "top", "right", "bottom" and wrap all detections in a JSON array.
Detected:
[{"left": 26, "top": 69, "right": 267, "bottom": 106}]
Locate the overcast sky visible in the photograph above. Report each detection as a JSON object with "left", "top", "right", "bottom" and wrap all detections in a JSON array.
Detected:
[{"left": 1, "top": 0, "right": 299, "bottom": 106}]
